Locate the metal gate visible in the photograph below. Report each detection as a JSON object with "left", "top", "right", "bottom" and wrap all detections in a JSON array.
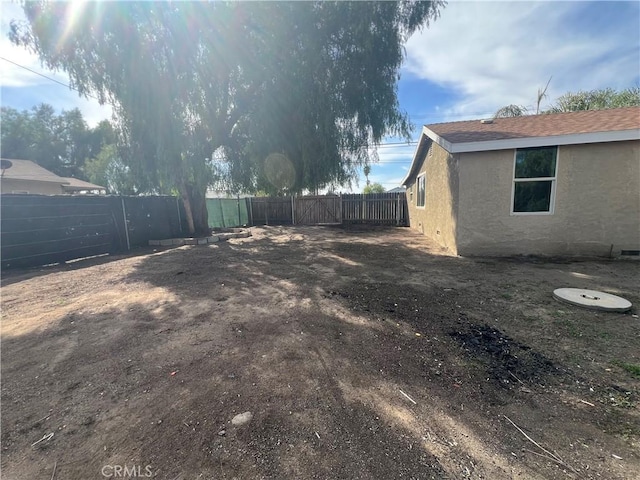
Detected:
[{"left": 293, "top": 195, "right": 342, "bottom": 225}]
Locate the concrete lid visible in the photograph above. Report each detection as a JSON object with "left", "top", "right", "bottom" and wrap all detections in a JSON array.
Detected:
[{"left": 553, "top": 288, "right": 632, "bottom": 312}]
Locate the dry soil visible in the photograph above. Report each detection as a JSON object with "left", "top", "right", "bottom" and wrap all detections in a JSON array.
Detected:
[{"left": 1, "top": 225, "right": 639, "bottom": 479}]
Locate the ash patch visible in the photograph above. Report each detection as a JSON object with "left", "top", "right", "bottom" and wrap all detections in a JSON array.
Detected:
[{"left": 451, "top": 324, "right": 564, "bottom": 387}]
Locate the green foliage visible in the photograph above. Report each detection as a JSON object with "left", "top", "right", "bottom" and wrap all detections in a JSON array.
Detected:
[
  {"left": 84, "top": 144, "right": 137, "bottom": 195},
  {"left": 547, "top": 87, "right": 640, "bottom": 113},
  {"left": 363, "top": 182, "right": 386, "bottom": 194},
  {"left": 10, "top": 1, "right": 444, "bottom": 232},
  {"left": 494, "top": 104, "right": 528, "bottom": 118},
  {"left": 0, "top": 104, "right": 100, "bottom": 179},
  {"left": 614, "top": 361, "right": 640, "bottom": 378},
  {"left": 495, "top": 87, "right": 640, "bottom": 118}
]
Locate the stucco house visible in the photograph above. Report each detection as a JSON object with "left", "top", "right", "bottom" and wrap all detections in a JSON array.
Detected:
[
  {"left": 402, "top": 107, "right": 640, "bottom": 257},
  {"left": 0, "top": 159, "right": 106, "bottom": 195}
]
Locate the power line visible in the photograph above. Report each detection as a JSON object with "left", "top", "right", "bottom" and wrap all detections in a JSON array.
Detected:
[
  {"left": 406, "top": 110, "right": 495, "bottom": 119},
  {"left": 2, "top": 57, "right": 498, "bottom": 122},
  {"left": 0, "top": 57, "right": 469, "bottom": 148},
  {"left": 0, "top": 56, "right": 101, "bottom": 101}
]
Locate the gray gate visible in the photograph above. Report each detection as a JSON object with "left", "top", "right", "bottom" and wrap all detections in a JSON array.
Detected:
[{"left": 293, "top": 195, "right": 342, "bottom": 225}]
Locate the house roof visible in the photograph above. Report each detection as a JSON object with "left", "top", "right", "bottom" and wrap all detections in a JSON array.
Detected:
[
  {"left": 0, "top": 159, "right": 68, "bottom": 184},
  {"left": 402, "top": 107, "right": 640, "bottom": 185},
  {"left": 428, "top": 107, "right": 640, "bottom": 145},
  {"left": 60, "top": 177, "right": 106, "bottom": 191},
  {"left": 0, "top": 159, "right": 105, "bottom": 191}
]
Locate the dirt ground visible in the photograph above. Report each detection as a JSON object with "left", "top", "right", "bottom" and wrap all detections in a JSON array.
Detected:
[{"left": 2, "top": 225, "right": 639, "bottom": 480}]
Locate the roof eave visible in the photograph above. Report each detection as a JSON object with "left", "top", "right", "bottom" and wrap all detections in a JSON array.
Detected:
[
  {"left": 2, "top": 176, "right": 69, "bottom": 185},
  {"left": 448, "top": 129, "right": 640, "bottom": 153},
  {"left": 401, "top": 127, "right": 452, "bottom": 186},
  {"left": 402, "top": 128, "right": 640, "bottom": 185}
]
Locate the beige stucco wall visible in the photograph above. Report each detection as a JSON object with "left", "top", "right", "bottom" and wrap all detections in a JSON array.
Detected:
[
  {"left": 0, "top": 179, "right": 64, "bottom": 195},
  {"left": 456, "top": 140, "right": 640, "bottom": 256},
  {"left": 406, "top": 142, "right": 459, "bottom": 254}
]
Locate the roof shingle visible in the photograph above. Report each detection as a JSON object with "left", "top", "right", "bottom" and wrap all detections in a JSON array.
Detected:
[{"left": 427, "top": 107, "right": 640, "bottom": 144}]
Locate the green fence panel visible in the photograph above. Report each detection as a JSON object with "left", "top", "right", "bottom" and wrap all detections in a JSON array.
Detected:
[{"left": 206, "top": 198, "right": 249, "bottom": 228}]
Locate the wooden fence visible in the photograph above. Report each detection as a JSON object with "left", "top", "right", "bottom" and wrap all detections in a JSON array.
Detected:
[
  {"left": 1, "top": 192, "right": 407, "bottom": 269},
  {"left": 1, "top": 194, "right": 185, "bottom": 269},
  {"left": 294, "top": 195, "right": 342, "bottom": 225},
  {"left": 342, "top": 193, "right": 407, "bottom": 225},
  {"left": 249, "top": 196, "right": 293, "bottom": 225},
  {"left": 248, "top": 193, "right": 407, "bottom": 226}
]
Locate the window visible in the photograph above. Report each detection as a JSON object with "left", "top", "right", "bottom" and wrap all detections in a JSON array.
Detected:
[
  {"left": 417, "top": 173, "right": 426, "bottom": 208},
  {"left": 512, "top": 146, "right": 557, "bottom": 214}
]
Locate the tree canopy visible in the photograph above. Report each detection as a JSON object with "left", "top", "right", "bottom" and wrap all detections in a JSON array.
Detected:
[
  {"left": 546, "top": 87, "right": 640, "bottom": 113},
  {"left": 10, "top": 1, "right": 444, "bottom": 234},
  {"left": 363, "top": 182, "right": 386, "bottom": 194},
  {"left": 494, "top": 87, "right": 640, "bottom": 118},
  {"left": 493, "top": 104, "right": 528, "bottom": 118},
  {"left": 0, "top": 104, "right": 113, "bottom": 180}
]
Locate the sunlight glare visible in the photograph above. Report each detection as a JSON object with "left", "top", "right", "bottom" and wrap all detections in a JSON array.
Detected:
[{"left": 58, "top": 1, "right": 90, "bottom": 51}]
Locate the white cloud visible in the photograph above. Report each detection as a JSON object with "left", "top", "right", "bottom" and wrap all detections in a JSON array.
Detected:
[
  {"left": 1, "top": 3, "right": 112, "bottom": 126},
  {"left": 0, "top": 3, "right": 51, "bottom": 87},
  {"left": 405, "top": 1, "right": 640, "bottom": 120}
]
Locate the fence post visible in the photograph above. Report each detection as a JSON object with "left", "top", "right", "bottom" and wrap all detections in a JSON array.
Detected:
[
  {"left": 396, "top": 193, "right": 400, "bottom": 225},
  {"left": 291, "top": 195, "right": 295, "bottom": 225},
  {"left": 219, "top": 199, "right": 226, "bottom": 228},
  {"left": 237, "top": 195, "right": 241, "bottom": 227},
  {"left": 248, "top": 198, "right": 254, "bottom": 226},
  {"left": 121, "top": 196, "right": 131, "bottom": 251},
  {"left": 176, "top": 196, "right": 182, "bottom": 234},
  {"left": 265, "top": 199, "right": 268, "bottom": 226}
]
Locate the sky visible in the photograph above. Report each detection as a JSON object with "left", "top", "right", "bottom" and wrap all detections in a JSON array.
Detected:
[{"left": 1, "top": 1, "right": 639, "bottom": 192}]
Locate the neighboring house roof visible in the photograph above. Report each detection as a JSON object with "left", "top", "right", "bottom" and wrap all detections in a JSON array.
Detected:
[
  {"left": 386, "top": 186, "right": 406, "bottom": 193},
  {"left": 60, "top": 177, "right": 106, "bottom": 192},
  {"left": 403, "top": 107, "right": 640, "bottom": 185},
  {"left": 0, "top": 158, "right": 105, "bottom": 192},
  {"left": 0, "top": 158, "right": 67, "bottom": 184}
]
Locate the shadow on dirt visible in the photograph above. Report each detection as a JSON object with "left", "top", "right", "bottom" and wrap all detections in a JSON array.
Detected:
[
  {"left": 106, "top": 227, "right": 579, "bottom": 477},
  {"left": 0, "top": 247, "right": 156, "bottom": 288},
  {"left": 3, "top": 225, "right": 639, "bottom": 479}
]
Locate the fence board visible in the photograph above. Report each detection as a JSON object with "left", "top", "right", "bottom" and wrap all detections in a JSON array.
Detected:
[
  {"left": 248, "top": 193, "right": 407, "bottom": 226},
  {"left": 342, "top": 192, "right": 407, "bottom": 225},
  {"left": 123, "top": 196, "right": 184, "bottom": 247},
  {"left": 294, "top": 196, "right": 341, "bottom": 225},
  {"left": 1, "top": 194, "right": 185, "bottom": 269},
  {"left": 206, "top": 198, "right": 249, "bottom": 229},
  {"left": 250, "top": 197, "right": 293, "bottom": 225}
]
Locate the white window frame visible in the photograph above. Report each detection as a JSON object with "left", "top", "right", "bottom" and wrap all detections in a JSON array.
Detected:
[
  {"left": 510, "top": 146, "right": 558, "bottom": 216},
  {"left": 416, "top": 173, "right": 426, "bottom": 209}
]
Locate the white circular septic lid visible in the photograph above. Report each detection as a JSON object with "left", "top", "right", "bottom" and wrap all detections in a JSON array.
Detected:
[{"left": 553, "top": 288, "right": 632, "bottom": 312}]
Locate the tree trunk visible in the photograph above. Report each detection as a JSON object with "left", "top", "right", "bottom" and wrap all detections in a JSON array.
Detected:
[
  {"left": 190, "top": 187, "right": 209, "bottom": 236},
  {"left": 181, "top": 187, "right": 196, "bottom": 236},
  {"left": 180, "top": 182, "right": 209, "bottom": 237}
]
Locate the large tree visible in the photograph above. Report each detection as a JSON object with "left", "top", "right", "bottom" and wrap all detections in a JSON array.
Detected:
[{"left": 10, "top": 1, "right": 444, "bottom": 234}]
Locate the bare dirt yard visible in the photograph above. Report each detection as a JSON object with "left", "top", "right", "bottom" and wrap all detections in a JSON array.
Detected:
[{"left": 2, "top": 226, "right": 639, "bottom": 480}]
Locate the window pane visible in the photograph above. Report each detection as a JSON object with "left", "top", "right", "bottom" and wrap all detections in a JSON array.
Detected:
[
  {"left": 417, "top": 175, "right": 425, "bottom": 207},
  {"left": 514, "top": 180, "right": 553, "bottom": 212},
  {"left": 515, "top": 147, "right": 557, "bottom": 178}
]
